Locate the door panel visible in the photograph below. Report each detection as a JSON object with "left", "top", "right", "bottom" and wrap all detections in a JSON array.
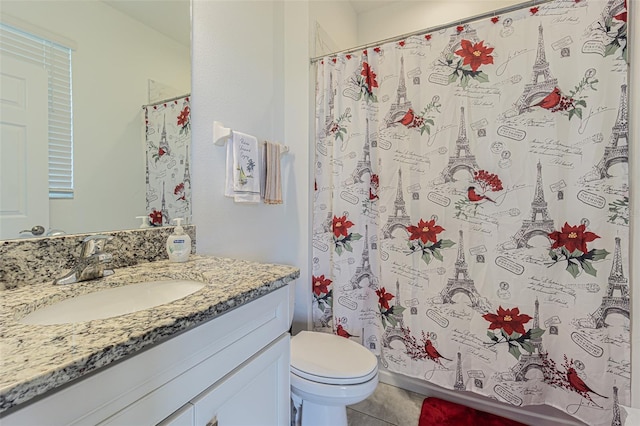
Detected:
[{"left": 0, "top": 55, "right": 49, "bottom": 238}]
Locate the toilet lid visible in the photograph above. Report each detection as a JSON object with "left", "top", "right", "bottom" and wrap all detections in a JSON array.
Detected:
[{"left": 290, "top": 331, "right": 378, "bottom": 385}]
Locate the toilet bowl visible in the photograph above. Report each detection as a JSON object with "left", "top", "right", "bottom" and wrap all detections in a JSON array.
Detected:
[
  {"left": 290, "top": 331, "right": 379, "bottom": 426},
  {"left": 622, "top": 405, "right": 640, "bottom": 425}
]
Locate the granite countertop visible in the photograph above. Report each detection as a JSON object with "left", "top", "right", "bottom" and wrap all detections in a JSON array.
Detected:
[{"left": 0, "top": 255, "right": 299, "bottom": 413}]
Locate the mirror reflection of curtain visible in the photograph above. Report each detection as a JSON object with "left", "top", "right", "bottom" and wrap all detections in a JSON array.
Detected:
[
  {"left": 144, "top": 95, "right": 191, "bottom": 226},
  {"left": 312, "top": 1, "right": 629, "bottom": 425}
]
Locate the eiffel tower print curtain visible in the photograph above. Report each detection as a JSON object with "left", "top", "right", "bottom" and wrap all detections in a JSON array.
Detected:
[
  {"left": 144, "top": 95, "right": 192, "bottom": 226},
  {"left": 312, "top": 1, "right": 629, "bottom": 425}
]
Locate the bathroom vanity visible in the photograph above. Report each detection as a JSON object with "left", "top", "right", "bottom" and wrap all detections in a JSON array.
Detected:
[{"left": 0, "top": 255, "right": 299, "bottom": 425}]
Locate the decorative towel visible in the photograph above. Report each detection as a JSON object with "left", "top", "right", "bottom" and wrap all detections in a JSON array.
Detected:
[
  {"left": 225, "top": 130, "right": 260, "bottom": 203},
  {"left": 262, "top": 141, "right": 283, "bottom": 204}
]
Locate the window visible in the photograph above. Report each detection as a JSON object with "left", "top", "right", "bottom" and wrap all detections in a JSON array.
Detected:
[{"left": 0, "top": 22, "right": 74, "bottom": 198}]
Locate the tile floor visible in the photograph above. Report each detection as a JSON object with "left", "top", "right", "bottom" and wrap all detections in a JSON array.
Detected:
[{"left": 347, "top": 382, "right": 426, "bottom": 426}]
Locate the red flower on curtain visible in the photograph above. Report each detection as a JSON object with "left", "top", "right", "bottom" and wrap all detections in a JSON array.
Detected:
[
  {"left": 174, "top": 182, "right": 186, "bottom": 201},
  {"left": 483, "top": 306, "right": 545, "bottom": 360},
  {"left": 407, "top": 219, "right": 444, "bottom": 244},
  {"left": 177, "top": 106, "right": 190, "bottom": 126},
  {"left": 313, "top": 274, "right": 332, "bottom": 296},
  {"left": 491, "top": 16, "right": 500, "bottom": 24},
  {"left": 483, "top": 307, "right": 532, "bottom": 335},
  {"left": 455, "top": 40, "right": 494, "bottom": 72},
  {"left": 355, "top": 61, "right": 379, "bottom": 102},
  {"left": 177, "top": 104, "right": 191, "bottom": 136},
  {"left": 376, "top": 287, "right": 394, "bottom": 310},
  {"left": 331, "top": 215, "right": 362, "bottom": 255},
  {"left": 530, "top": 6, "right": 539, "bottom": 14},
  {"left": 361, "top": 62, "right": 378, "bottom": 93},
  {"left": 549, "top": 222, "right": 599, "bottom": 254},
  {"left": 376, "top": 287, "right": 405, "bottom": 328},
  {"left": 546, "top": 222, "right": 609, "bottom": 278},
  {"left": 406, "top": 218, "right": 454, "bottom": 265},
  {"left": 149, "top": 209, "right": 163, "bottom": 226},
  {"left": 332, "top": 215, "right": 353, "bottom": 238},
  {"left": 312, "top": 274, "right": 333, "bottom": 311},
  {"left": 441, "top": 39, "right": 495, "bottom": 88}
]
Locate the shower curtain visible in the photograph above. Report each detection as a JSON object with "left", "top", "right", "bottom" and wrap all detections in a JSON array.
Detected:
[
  {"left": 312, "top": 1, "right": 629, "bottom": 425},
  {"left": 144, "top": 95, "right": 192, "bottom": 226}
]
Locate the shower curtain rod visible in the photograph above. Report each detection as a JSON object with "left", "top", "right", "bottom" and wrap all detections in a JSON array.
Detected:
[
  {"left": 309, "top": 0, "right": 554, "bottom": 63},
  {"left": 141, "top": 93, "right": 191, "bottom": 109}
]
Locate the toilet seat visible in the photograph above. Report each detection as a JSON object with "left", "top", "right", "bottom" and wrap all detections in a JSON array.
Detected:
[{"left": 291, "top": 331, "right": 378, "bottom": 385}]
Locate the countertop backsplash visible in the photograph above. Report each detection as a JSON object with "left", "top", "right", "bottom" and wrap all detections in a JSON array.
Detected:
[{"left": 0, "top": 226, "right": 196, "bottom": 289}]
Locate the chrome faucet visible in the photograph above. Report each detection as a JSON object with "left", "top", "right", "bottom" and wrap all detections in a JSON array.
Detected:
[{"left": 53, "top": 235, "right": 115, "bottom": 285}]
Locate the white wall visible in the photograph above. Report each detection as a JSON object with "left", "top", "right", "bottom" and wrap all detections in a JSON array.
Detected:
[
  {"left": 191, "top": 0, "right": 287, "bottom": 258},
  {"left": 309, "top": 1, "right": 359, "bottom": 56},
  {"left": 357, "top": 0, "right": 525, "bottom": 45},
  {"left": 1, "top": 0, "right": 190, "bottom": 235},
  {"left": 191, "top": 0, "right": 358, "bottom": 334}
]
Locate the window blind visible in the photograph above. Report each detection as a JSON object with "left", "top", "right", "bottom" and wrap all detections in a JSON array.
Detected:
[{"left": 0, "top": 22, "right": 74, "bottom": 198}]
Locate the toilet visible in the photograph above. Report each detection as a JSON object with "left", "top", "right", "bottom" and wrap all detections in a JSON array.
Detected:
[{"left": 290, "top": 330, "right": 379, "bottom": 426}]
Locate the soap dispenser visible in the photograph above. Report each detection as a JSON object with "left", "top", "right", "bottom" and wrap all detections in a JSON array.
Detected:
[
  {"left": 166, "top": 218, "right": 191, "bottom": 262},
  {"left": 136, "top": 216, "right": 151, "bottom": 228}
]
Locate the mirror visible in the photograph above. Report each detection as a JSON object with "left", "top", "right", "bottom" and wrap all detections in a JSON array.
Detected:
[{"left": 0, "top": 0, "right": 191, "bottom": 239}]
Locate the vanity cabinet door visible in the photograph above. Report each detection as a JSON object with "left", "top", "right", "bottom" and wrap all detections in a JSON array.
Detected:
[
  {"left": 192, "top": 333, "right": 290, "bottom": 426},
  {"left": 158, "top": 403, "right": 194, "bottom": 426}
]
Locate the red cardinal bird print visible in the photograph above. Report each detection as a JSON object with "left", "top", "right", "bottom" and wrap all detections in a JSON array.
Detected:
[
  {"left": 425, "top": 340, "right": 451, "bottom": 364},
  {"left": 336, "top": 324, "right": 358, "bottom": 339},
  {"left": 468, "top": 186, "right": 495, "bottom": 203},
  {"left": 566, "top": 367, "right": 608, "bottom": 399},
  {"left": 535, "top": 87, "right": 562, "bottom": 109},
  {"left": 399, "top": 108, "right": 415, "bottom": 126},
  {"left": 534, "top": 87, "right": 574, "bottom": 112}
]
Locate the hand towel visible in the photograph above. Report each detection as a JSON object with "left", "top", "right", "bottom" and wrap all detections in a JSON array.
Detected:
[
  {"left": 263, "top": 141, "right": 283, "bottom": 204},
  {"left": 225, "top": 130, "right": 260, "bottom": 203}
]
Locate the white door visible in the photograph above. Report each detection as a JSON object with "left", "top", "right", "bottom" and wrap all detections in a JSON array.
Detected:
[{"left": 0, "top": 55, "right": 49, "bottom": 239}]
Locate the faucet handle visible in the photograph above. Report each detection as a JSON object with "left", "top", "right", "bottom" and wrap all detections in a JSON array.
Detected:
[{"left": 80, "top": 235, "right": 114, "bottom": 257}]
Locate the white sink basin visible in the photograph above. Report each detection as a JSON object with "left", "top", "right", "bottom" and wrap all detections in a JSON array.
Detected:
[{"left": 20, "top": 280, "right": 205, "bottom": 325}]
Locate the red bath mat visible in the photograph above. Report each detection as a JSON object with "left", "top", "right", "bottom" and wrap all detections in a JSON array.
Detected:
[{"left": 418, "top": 397, "right": 528, "bottom": 426}]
